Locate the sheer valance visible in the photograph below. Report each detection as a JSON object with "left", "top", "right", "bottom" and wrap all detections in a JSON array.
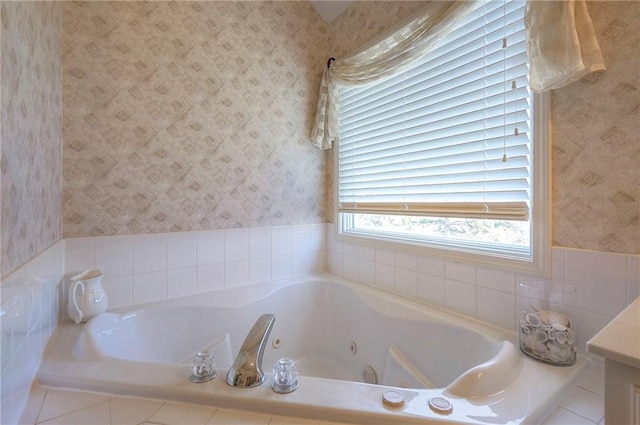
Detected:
[
  {"left": 312, "top": 0, "right": 605, "bottom": 150},
  {"left": 311, "top": 0, "right": 479, "bottom": 150},
  {"left": 525, "top": 0, "right": 605, "bottom": 92}
]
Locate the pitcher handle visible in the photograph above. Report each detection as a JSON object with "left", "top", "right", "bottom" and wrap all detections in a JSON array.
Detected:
[{"left": 70, "top": 279, "right": 85, "bottom": 324}]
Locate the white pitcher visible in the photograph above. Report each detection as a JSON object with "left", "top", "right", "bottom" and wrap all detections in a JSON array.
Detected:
[{"left": 67, "top": 269, "right": 108, "bottom": 324}]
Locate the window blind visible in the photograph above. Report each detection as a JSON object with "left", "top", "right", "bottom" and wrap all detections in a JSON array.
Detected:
[{"left": 338, "top": 0, "right": 531, "bottom": 221}]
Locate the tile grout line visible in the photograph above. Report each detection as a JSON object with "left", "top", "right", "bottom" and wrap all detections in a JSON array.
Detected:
[
  {"left": 31, "top": 388, "right": 49, "bottom": 425},
  {"left": 203, "top": 407, "right": 217, "bottom": 425},
  {"left": 559, "top": 406, "right": 602, "bottom": 425},
  {"left": 144, "top": 401, "right": 166, "bottom": 424},
  {"left": 37, "top": 399, "right": 110, "bottom": 425},
  {"left": 576, "top": 382, "right": 605, "bottom": 397}
]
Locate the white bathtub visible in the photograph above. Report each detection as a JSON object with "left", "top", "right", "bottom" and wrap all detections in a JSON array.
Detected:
[{"left": 39, "top": 274, "right": 588, "bottom": 424}]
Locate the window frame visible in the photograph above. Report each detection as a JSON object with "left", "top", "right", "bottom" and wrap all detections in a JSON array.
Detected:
[{"left": 334, "top": 87, "right": 551, "bottom": 277}]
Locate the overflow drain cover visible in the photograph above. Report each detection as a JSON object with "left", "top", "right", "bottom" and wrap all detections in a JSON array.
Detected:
[
  {"left": 429, "top": 397, "right": 453, "bottom": 415},
  {"left": 382, "top": 390, "right": 405, "bottom": 408}
]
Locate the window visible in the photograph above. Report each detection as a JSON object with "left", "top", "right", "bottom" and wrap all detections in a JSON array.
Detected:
[{"left": 336, "top": 0, "right": 550, "bottom": 275}]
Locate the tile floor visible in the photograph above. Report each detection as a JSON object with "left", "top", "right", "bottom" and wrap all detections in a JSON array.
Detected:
[{"left": 18, "top": 359, "right": 605, "bottom": 425}]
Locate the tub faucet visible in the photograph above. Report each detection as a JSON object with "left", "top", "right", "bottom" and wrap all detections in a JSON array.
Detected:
[{"left": 226, "top": 313, "right": 275, "bottom": 388}]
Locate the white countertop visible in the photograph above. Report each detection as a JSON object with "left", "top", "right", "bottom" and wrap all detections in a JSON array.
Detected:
[{"left": 587, "top": 296, "right": 640, "bottom": 368}]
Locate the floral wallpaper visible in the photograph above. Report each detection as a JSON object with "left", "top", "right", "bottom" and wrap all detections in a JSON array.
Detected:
[
  {"left": 1, "top": 1, "right": 63, "bottom": 278},
  {"left": 328, "top": 1, "right": 639, "bottom": 255},
  {"left": 62, "top": 1, "right": 330, "bottom": 237}
]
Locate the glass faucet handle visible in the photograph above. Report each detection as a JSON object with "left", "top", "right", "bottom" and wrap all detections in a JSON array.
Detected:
[
  {"left": 190, "top": 351, "right": 217, "bottom": 383},
  {"left": 272, "top": 357, "right": 299, "bottom": 393}
]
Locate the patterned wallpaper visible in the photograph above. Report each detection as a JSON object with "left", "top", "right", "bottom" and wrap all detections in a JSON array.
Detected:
[
  {"left": 1, "top": 2, "right": 63, "bottom": 278},
  {"left": 328, "top": 1, "right": 639, "bottom": 255},
  {"left": 551, "top": 1, "right": 639, "bottom": 255},
  {"left": 62, "top": 1, "right": 330, "bottom": 237},
  {"left": 12, "top": 1, "right": 634, "bottom": 257}
]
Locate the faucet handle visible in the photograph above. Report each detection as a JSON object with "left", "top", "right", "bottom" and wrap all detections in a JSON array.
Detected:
[
  {"left": 272, "top": 357, "right": 299, "bottom": 393},
  {"left": 190, "top": 351, "right": 216, "bottom": 383}
]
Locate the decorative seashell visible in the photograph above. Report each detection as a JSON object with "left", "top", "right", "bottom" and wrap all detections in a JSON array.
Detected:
[
  {"left": 533, "top": 342, "right": 547, "bottom": 353},
  {"left": 524, "top": 337, "right": 546, "bottom": 353},
  {"left": 533, "top": 330, "right": 548, "bottom": 343},
  {"left": 525, "top": 312, "right": 541, "bottom": 327},
  {"left": 522, "top": 333, "right": 536, "bottom": 350},
  {"left": 521, "top": 324, "right": 535, "bottom": 334},
  {"left": 547, "top": 341, "right": 563, "bottom": 355},
  {"left": 520, "top": 308, "right": 577, "bottom": 364},
  {"left": 549, "top": 341, "right": 573, "bottom": 362},
  {"left": 548, "top": 347, "right": 571, "bottom": 363},
  {"left": 555, "top": 331, "right": 568, "bottom": 344},
  {"left": 532, "top": 307, "right": 570, "bottom": 327}
]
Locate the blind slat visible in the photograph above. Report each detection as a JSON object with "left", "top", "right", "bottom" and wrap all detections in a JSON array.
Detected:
[{"left": 338, "top": 0, "right": 531, "bottom": 221}]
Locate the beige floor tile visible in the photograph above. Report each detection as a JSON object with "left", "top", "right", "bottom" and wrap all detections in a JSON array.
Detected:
[
  {"left": 561, "top": 386, "right": 604, "bottom": 424},
  {"left": 205, "top": 408, "right": 270, "bottom": 425},
  {"left": 147, "top": 401, "right": 215, "bottom": 425},
  {"left": 38, "top": 401, "right": 110, "bottom": 425},
  {"left": 578, "top": 360, "right": 605, "bottom": 396},
  {"left": 110, "top": 396, "right": 164, "bottom": 425},
  {"left": 17, "top": 383, "right": 48, "bottom": 425},
  {"left": 37, "top": 388, "right": 110, "bottom": 423}
]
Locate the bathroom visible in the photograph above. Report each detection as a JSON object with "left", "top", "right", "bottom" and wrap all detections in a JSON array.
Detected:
[{"left": 0, "top": 0, "right": 638, "bottom": 424}]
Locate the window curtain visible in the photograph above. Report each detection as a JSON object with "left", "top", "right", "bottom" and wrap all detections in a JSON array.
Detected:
[
  {"left": 311, "top": 0, "right": 479, "bottom": 150},
  {"left": 525, "top": 0, "right": 605, "bottom": 92},
  {"left": 311, "top": 0, "right": 605, "bottom": 150}
]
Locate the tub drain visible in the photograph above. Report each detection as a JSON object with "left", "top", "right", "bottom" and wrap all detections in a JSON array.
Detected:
[{"left": 363, "top": 365, "right": 378, "bottom": 384}]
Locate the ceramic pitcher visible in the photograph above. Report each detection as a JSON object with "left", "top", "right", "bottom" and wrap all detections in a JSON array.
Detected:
[{"left": 67, "top": 269, "right": 108, "bottom": 324}]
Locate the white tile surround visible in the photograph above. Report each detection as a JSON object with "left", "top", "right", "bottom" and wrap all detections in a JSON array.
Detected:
[
  {"left": 0, "top": 241, "right": 65, "bottom": 425},
  {"left": 3, "top": 223, "right": 639, "bottom": 424},
  {"left": 64, "top": 224, "right": 326, "bottom": 310},
  {"left": 326, "top": 224, "right": 640, "bottom": 353}
]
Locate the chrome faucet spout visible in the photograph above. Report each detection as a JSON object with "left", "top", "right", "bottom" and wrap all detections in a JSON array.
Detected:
[{"left": 226, "top": 313, "right": 275, "bottom": 388}]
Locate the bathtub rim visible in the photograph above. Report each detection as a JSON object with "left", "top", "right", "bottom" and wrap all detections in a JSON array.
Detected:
[{"left": 39, "top": 272, "right": 590, "bottom": 425}]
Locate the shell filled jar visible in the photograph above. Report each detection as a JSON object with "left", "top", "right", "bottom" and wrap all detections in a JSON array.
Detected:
[{"left": 519, "top": 307, "right": 576, "bottom": 366}]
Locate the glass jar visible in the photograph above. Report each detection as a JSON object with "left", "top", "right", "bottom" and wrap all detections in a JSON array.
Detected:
[{"left": 517, "top": 279, "right": 577, "bottom": 366}]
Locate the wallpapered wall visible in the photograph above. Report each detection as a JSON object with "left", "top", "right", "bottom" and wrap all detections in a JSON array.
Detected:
[
  {"left": 1, "top": 2, "right": 63, "bottom": 278},
  {"left": 552, "top": 1, "right": 639, "bottom": 254},
  {"left": 328, "top": 1, "right": 639, "bottom": 255},
  {"left": 62, "top": 1, "right": 330, "bottom": 238},
  {"left": 3, "top": 1, "right": 636, "bottom": 279}
]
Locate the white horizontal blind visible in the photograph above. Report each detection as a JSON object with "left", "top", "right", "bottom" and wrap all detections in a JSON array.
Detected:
[{"left": 338, "top": 0, "right": 531, "bottom": 221}]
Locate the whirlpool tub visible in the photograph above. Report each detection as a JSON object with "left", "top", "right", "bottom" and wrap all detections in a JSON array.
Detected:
[{"left": 39, "top": 274, "right": 588, "bottom": 424}]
